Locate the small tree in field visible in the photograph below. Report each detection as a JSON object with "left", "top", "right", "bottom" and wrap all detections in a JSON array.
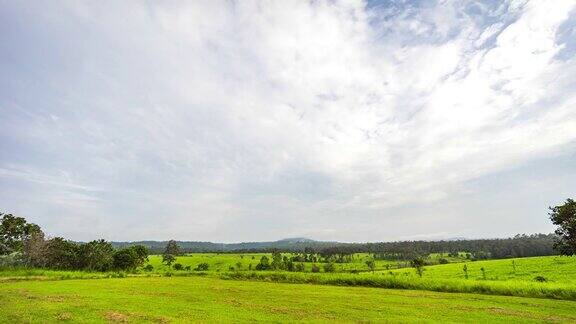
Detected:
[
  {"left": 411, "top": 258, "right": 425, "bottom": 278},
  {"left": 164, "top": 240, "right": 181, "bottom": 256},
  {"left": 365, "top": 259, "right": 375, "bottom": 273},
  {"left": 162, "top": 254, "right": 176, "bottom": 266},
  {"left": 255, "top": 256, "right": 271, "bottom": 270},
  {"left": 462, "top": 264, "right": 469, "bottom": 279},
  {"left": 162, "top": 240, "right": 181, "bottom": 266},
  {"left": 549, "top": 198, "right": 576, "bottom": 255}
]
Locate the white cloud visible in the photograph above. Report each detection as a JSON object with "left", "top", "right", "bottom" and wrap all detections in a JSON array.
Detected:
[{"left": 0, "top": 0, "right": 575, "bottom": 241}]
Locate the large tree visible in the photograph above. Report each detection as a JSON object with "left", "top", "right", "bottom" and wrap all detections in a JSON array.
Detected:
[
  {"left": 0, "top": 213, "right": 42, "bottom": 254},
  {"left": 549, "top": 198, "right": 576, "bottom": 255}
]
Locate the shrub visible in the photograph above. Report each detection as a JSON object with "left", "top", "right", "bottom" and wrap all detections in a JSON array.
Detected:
[
  {"left": 311, "top": 264, "right": 320, "bottom": 273},
  {"left": 255, "top": 256, "right": 271, "bottom": 270},
  {"left": 0, "top": 253, "right": 24, "bottom": 268},
  {"left": 439, "top": 258, "right": 449, "bottom": 264},
  {"left": 323, "top": 262, "right": 336, "bottom": 273},
  {"left": 173, "top": 263, "right": 183, "bottom": 271},
  {"left": 143, "top": 264, "right": 154, "bottom": 272},
  {"left": 534, "top": 276, "right": 547, "bottom": 282},
  {"left": 195, "top": 262, "right": 209, "bottom": 271}
]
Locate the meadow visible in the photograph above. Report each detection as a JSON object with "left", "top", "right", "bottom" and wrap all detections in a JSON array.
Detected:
[
  {"left": 2, "top": 253, "right": 576, "bottom": 322},
  {"left": 2, "top": 276, "right": 576, "bottom": 323},
  {"left": 2, "top": 254, "right": 576, "bottom": 301},
  {"left": 145, "top": 253, "right": 402, "bottom": 273},
  {"left": 386, "top": 255, "right": 576, "bottom": 283}
]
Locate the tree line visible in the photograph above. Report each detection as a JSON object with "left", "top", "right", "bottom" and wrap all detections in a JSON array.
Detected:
[{"left": 0, "top": 213, "right": 149, "bottom": 271}]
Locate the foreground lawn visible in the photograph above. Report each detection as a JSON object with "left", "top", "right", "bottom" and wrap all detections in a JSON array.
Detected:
[{"left": 1, "top": 276, "right": 576, "bottom": 323}]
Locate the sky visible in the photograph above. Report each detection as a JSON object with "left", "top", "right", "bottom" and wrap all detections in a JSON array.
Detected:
[{"left": 1, "top": 0, "right": 575, "bottom": 243}]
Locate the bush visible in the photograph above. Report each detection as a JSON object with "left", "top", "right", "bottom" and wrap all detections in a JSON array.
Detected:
[
  {"left": 534, "top": 276, "right": 547, "bottom": 282},
  {"left": 0, "top": 253, "right": 24, "bottom": 268},
  {"left": 294, "top": 263, "right": 305, "bottom": 272},
  {"left": 311, "top": 264, "right": 320, "bottom": 273},
  {"left": 255, "top": 256, "right": 271, "bottom": 270},
  {"left": 195, "top": 262, "right": 209, "bottom": 271},
  {"left": 439, "top": 258, "right": 449, "bottom": 264},
  {"left": 323, "top": 262, "right": 336, "bottom": 273},
  {"left": 143, "top": 264, "right": 154, "bottom": 272},
  {"left": 173, "top": 263, "right": 183, "bottom": 271}
]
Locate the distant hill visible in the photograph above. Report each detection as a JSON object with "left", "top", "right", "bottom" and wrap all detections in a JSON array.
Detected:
[{"left": 111, "top": 238, "right": 340, "bottom": 253}]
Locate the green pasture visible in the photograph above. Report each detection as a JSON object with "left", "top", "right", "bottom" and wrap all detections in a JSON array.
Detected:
[
  {"left": 146, "top": 253, "right": 409, "bottom": 273},
  {"left": 2, "top": 276, "right": 576, "bottom": 323},
  {"left": 387, "top": 256, "right": 576, "bottom": 283},
  {"left": 2, "top": 255, "right": 576, "bottom": 302}
]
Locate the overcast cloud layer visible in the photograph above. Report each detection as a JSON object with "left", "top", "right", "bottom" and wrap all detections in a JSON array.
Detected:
[{"left": 1, "top": 0, "right": 576, "bottom": 242}]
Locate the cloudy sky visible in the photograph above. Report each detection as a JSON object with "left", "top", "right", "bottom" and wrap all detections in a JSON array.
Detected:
[{"left": 1, "top": 0, "right": 575, "bottom": 242}]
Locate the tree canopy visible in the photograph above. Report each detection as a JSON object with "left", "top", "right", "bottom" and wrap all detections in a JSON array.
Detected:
[{"left": 549, "top": 198, "right": 576, "bottom": 255}]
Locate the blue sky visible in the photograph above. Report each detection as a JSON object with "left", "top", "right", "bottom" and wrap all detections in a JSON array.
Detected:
[{"left": 1, "top": 0, "right": 575, "bottom": 242}]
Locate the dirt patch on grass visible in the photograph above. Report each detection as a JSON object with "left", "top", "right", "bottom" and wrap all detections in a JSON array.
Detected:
[
  {"left": 56, "top": 312, "right": 73, "bottom": 321},
  {"left": 104, "top": 311, "right": 129, "bottom": 322},
  {"left": 486, "top": 307, "right": 576, "bottom": 322}
]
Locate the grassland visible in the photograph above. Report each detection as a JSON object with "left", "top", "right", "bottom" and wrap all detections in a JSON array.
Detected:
[
  {"left": 145, "top": 253, "right": 402, "bottom": 273},
  {"left": 2, "top": 255, "right": 576, "bottom": 301},
  {"left": 386, "top": 255, "right": 576, "bottom": 283},
  {"left": 2, "top": 275, "right": 576, "bottom": 323}
]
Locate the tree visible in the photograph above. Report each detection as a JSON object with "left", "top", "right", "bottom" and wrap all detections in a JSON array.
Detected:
[
  {"left": 164, "top": 240, "right": 182, "bottom": 256},
  {"left": 130, "top": 245, "right": 149, "bottom": 266},
  {"left": 411, "top": 258, "right": 425, "bottom": 278},
  {"left": 112, "top": 245, "right": 149, "bottom": 271},
  {"left": 270, "top": 251, "right": 284, "bottom": 270},
  {"left": 549, "top": 198, "right": 576, "bottom": 255},
  {"left": 365, "top": 259, "right": 375, "bottom": 273},
  {"left": 0, "top": 213, "right": 42, "bottom": 254},
  {"left": 162, "top": 240, "right": 181, "bottom": 266},
  {"left": 255, "top": 255, "right": 271, "bottom": 270},
  {"left": 113, "top": 248, "right": 138, "bottom": 271},
  {"left": 162, "top": 253, "right": 176, "bottom": 266},
  {"left": 77, "top": 239, "right": 114, "bottom": 271},
  {"left": 23, "top": 231, "right": 47, "bottom": 267},
  {"left": 45, "top": 237, "right": 79, "bottom": 269}
]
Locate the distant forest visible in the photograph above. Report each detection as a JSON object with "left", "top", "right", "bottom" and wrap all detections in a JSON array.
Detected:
[{"left": 112, "top": 234, "right": 557, "bottom": 260}]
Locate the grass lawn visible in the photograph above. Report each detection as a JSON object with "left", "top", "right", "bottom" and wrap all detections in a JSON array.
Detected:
[{"left": 1, "top": 276, "right": 576, "bottom": 323}]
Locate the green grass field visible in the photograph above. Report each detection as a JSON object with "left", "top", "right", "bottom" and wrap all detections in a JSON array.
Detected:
[
  {"left": 2, "top": 255, "right": 576, "bottom": 301},
  {"left": 2, "top": 275, "right": 576, "bottom": 323},
  {"left": 145, "top": 253, "right": 403, "bottom": 273},
  {"left": 2, "top": 254, "right": 576, "bottom": 322},
  {"left": 387, "top": 256, "right": 576, "bottom": 283}
]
